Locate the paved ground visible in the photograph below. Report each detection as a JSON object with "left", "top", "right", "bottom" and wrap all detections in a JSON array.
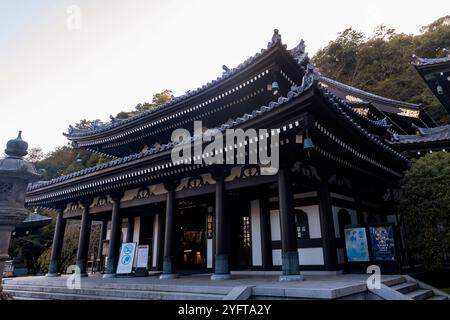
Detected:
[{"left": 3, "top": 271, "right": 402, "bottom": 299}]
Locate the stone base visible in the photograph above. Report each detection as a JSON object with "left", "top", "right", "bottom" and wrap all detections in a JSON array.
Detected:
[
  {"left": 102, "top": 273, "right": 116, "bottom": 279},
  {"left": 159, "top": 273, "right": 179, "bottom": 280},
  {"left": 210, "top": 274, "right": 231, "bottom": 281},
  {"left": 45, "top": 273, "right": 60, "bottom": 277},
  {"left": 279, "top": 274, "right": 304, "bottom": 282}
]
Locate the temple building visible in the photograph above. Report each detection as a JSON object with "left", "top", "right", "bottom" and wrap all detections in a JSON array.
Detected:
[{"left": 25, "top": 31, "right": 450, "bottom": 280}]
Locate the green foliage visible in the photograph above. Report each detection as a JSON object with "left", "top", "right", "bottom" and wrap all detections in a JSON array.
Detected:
[
  {"left": 33, "top": 145, "right": 109, "bottom": 180},
  {"left": 9, "top": 211, "right": 55, "bottom": 274},
  {"left": 399, "top": 152, "right": 450, "bottom": 270},
  {"left": 134, "top": 89, "right": 173, "bottom": 113},
  {"left": 312, "top": 16, "right": 450, "bottom": 124},
  {"left": 37, "top": 222, "right": 101, "bottom": 274}
]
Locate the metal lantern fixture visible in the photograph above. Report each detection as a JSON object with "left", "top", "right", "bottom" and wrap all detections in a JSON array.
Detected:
[{"left": 0, "top": 131, "right": 41, "bottom": 299}]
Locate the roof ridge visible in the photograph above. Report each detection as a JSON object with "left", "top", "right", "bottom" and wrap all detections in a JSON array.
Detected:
[
  {"left": 317, "top": 85, "right": 409, "bottom": 162},
  {"left": 28, "top": 66, "right": 319, "bottom": 192},
  {"left": 65, "top": 33, "right": 286, "bottom": 139},
  {"left": 319, "top": 76, "right": 420, "bottom": 109}
]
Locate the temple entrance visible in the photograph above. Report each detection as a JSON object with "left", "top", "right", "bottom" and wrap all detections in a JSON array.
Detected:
[
  {"left": 229, "top": 195, "right": 252, "bottom": 270},
  {"left": 176, "top": 201, "right": 208, "bottom": 270}
]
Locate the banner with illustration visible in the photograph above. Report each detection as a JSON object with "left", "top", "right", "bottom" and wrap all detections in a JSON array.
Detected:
[
  {"left": 369, "top": 225, "right": 396, "bottom": 261},
  {"left": 344, "top": 227, "right": 370, "bottom": 262}
]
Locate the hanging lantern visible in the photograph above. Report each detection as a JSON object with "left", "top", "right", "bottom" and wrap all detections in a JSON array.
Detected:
[
  {"left": 271, "top": 81, "right": 279, "bottom": 95},
  {"left": 303, "top": 138, "right": 314, "bottom": 150}
]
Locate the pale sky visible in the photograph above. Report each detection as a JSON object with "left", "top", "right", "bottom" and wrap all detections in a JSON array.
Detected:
[{"left": 1, "top": 0, "right": 449, "bottom": 153}]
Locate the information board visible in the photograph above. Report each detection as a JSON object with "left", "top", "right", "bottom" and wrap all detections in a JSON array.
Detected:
[
  {"left": 136, "top": 245, "right": 149, "bottom": 269},
  {"left": 116, "top": 242, "right": 137, "bottom": 274}
]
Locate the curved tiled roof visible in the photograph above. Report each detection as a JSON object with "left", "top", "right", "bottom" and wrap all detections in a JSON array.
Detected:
[
  {"left": 316, "top": 86, "right": 409, "bottom": 162},
  {"left": 28, "top": 67, "right": 409, "bottom": 195},
  {"left": 28, "top": 67, "right": 318, "bottom": 192},
  {"left": 319, "top": 76, "right": 420, "bottom": 109},
  {"left": 413, "top": 56, "right": 450, "bottom": 66},
  {"left": 390, "top": 124, "right": 450, "bottom": 144},
  {"left": 317, "top": 82, "right": 392, "bottom": 130},
  {"left": 65, "top": 37, "right": 286, "bottom": 140}
]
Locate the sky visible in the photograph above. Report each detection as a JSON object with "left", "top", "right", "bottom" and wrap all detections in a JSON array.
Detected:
[{"left": 1, "top": 0, "right": 449, "bottom": 154}]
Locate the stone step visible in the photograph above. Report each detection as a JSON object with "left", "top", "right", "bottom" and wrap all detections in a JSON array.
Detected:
[
  {"left": 3, "top": 284, "right": 225, "bottom": 300},
  {"left": 404, "top": 289, "right": 433, "bottom": 300},
  {"left": 383, "top": 277, "right": 406, "bottom": 287},
  {"left": 3, "top": 280, "right": 230, "bottom": 295},
  {"left": 426, "top": 295, "right": 448, "bottom": 300},
  {"left": 390, "top": 282, "right": 419, "bottom": 294},
  {"left": 6, "top": 289, "right": 142, "bottom": 300}
]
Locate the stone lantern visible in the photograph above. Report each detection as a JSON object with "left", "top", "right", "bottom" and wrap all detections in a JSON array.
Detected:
[{"left": 0, "top": 131, "right": 41, "bottom": 299}]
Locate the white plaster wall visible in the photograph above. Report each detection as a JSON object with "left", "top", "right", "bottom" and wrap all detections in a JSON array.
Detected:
[
  {"left": 272, "top": 248, "right": 325, "bottom": 266},
  {"left": 152, "top": 214, "right": 160, "bottom": 268},
  {"left": 121, "top": 227, "right": 128, "bottom": 243},
  {"left": 298, "top": 248, "right": 324, "bottom": 265},
  {"left": 270, "top": 210, "right": 281, "bottom": 241},
  {"left": 272, "top": 249, "right": 282, "bottom": 266},
  {"left": 250, "top": 200, "right": 262, "bottom": 266},
  {"left": 207, "top": 239, "right": 213, "bottom": 268},
  {"left": 132, "top": 217, "right": 140, "bottom": 243},
  {"left": 295, "top": 205, "right": 321, "bottom": 239}
]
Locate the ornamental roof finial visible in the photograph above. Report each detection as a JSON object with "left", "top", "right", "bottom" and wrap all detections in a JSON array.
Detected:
[{"left": 268, "top": 29, "right": 282, "bottom": 47}]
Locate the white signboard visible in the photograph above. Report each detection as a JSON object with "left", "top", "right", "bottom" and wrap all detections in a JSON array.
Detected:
[
  {"left": 136, "top": 245, "right": 149, "bottom": 269},
  {"left": 116, "top": 242, "right": 137, "bottom": 274}
]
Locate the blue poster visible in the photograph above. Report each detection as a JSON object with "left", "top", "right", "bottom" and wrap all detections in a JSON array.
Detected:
[
  {"left": 344, "top": 227, "right": 370, "bottom": 262},
  {"left": 369, "top": 225, "right": 396, "bottom": 261}
]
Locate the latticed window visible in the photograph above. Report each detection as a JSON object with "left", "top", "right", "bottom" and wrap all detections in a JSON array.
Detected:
[
  {"left": 242, "top": 216, "right": 251, "bottom": 248},
  {"left": 295, "top": 210, "right": 309, "bottom": 239},
  {"left": 0, "top": 182, "right": 13, "bottom": 195}
]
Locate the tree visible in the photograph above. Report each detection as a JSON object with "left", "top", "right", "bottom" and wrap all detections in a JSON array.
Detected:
[
  {"left": 312, "top": 16, "right": 450, "bottom": 124},
  {"left": 399, "top": 152, "right": 450, "bottom": 270},
  {"left": 75, "top": 119, "right": 103, "bottom": 129},
  {"left": 134, "top": 90, "right": 173, "bottom": 113},
  {"left": 37, "top": 221, "right": 101, "bottom": 274},
  {"left": 35, "top": 145, "right": 109, "bottom": 180},
  {"left": 26, "top": 147, "right": 45, "bottom": 163},
  {"left": 8, "top": 210, "right": 54, "bottom": 274}
]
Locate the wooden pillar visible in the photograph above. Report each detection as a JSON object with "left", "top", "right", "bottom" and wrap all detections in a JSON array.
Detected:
[
  {"left": 103, "top": 194, "right": 123, "bottom": 277},
  {"left": 160, "top": 182, "right": 178, "bottom": 279},
  {"left": 76, "top": 200, "right": 92, "bottom": 277},
  {"left": 260, "top": 194, "right": 273, "bottom": 271},
  {"left": 318, "top": 175, "right": 338, "bottom": 271},
  {"left": 126, "top": 217, "right": 134, "bottom": 243},
  {"left": 211, "top": 174, "right": 230, "bottom": 280},
  {"left": 47, "top": 207, "right": 66, "bottom": 276},
  {"left": 277, "top": 168, "right": 303, "bottom": 281},
  {"left": 354, "top": 184, "right": 365, "bottom": 225}
]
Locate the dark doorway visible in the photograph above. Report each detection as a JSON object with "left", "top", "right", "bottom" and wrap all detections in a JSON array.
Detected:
[
  {"left": 230, "top": 196, "right": 252, "bottom": 269},
  {"left": 176, "top": 202, "right": 208, "bottom": 270}
]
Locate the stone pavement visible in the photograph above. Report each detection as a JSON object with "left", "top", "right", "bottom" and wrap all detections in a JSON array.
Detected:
[{"left": 2, "top": 271, "right": 405, "bottom": 300}]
